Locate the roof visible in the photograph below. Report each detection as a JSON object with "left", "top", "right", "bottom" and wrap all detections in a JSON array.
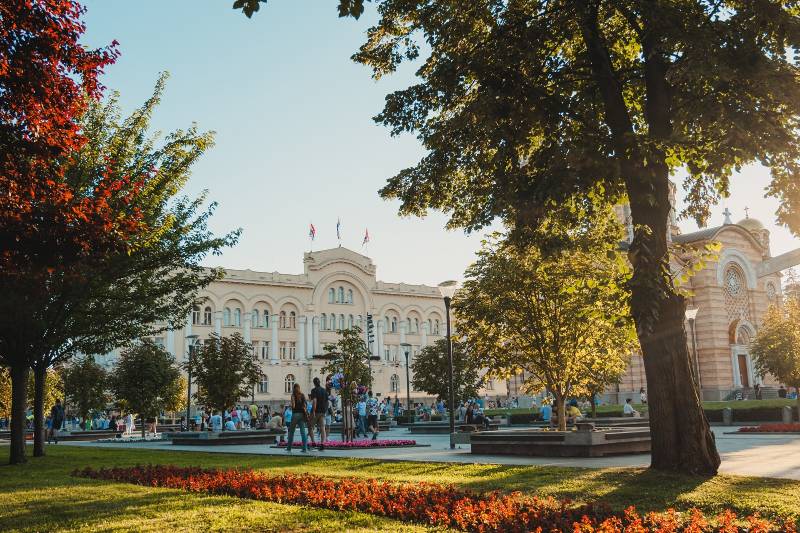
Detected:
[{"left": 671, "top": 226, "right": 724, "bottom": 244}]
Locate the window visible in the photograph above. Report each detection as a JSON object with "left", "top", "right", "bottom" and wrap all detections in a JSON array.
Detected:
[
  {"left": 280, "top": 341, "right": 287, "bottom": 360},
  {"left": 288, "top": 341, "right": 296, "bottom": 360},
  {"left": 260, "top": 341, "right": 270, "bottom": 360},
  {"left": 406, "top": 318, "right": 411, "bottom": 332},
  {"left": 766, "top": 282, "right": 777, "bottom": 302},
  {"left": 203, "top": 307, "right": 212, "bottom": 325},
  {"left": 338, "top": 287, "right": 344, "bottom": 303},
  {"left": 736, "top": 326, "right": 752, "bottom": 345},
  {"left": 321, "top": 313, "right": 328, "bottom": 330},
  {"left": 252, "top": 310, "right": 259, "bottom": 328},
  {"left": 340, "top": 314, "right": 345, "bottom": 331},
  {"left": 434, "top": 319, "right": 440, "bottom": 335},
  {"left": 414, "top": 318, "right": 419, "bottom": 333},
  {"left": 223, "top": 307, "right": 231, "bottom": 326},
  {"left": 390, "top": 374, "right": 399, "bottom": 393},
  {"left": 348, "top": 314, "right": 354, "bottom": 329},
  {"left": 233, "top": 308, "right": 241, "bottom": 327},
  {"left": 485, "top": 378, "right": 494, "bottom": 391},
  {"left": 385, "top": 316, "right": 390, "bottom": 330},
  {"left": 258, "top": 376, "right": 269, "bottom": 394},
  {"left": 263, "top": 311, "right": 270, "bottom": 328},
  {"left": 328, "top": 288, "right": 335, "bottom": 303},
  {"left": 426, "top": 319, "right": 432, "bottom": 333},
  {"left": 391, "top": 317, "right": 397, "bottom": 333},
  {"left": 192, "top": 306, "right": 201, "bottom": 325},
  {"left": 724, "top": 265, "right": 751, "bottom": 322},
  {"left": 289, "top": 311, "right": 296, "bottom": 329},
  {"left": 347, "top": 289, "right": 353, "bottom": 304},
  {"left": 279, "top": 311, "right": 287, "bottom": 329},
  {"left": 284, "top": 374, "right": 295, "bottom": 394}
]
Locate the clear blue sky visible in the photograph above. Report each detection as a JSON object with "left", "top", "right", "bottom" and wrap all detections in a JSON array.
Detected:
[{"left": 81, "top": 1, "right": 798, "bottom": 283}]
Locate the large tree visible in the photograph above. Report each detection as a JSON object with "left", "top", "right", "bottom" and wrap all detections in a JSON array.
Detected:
[
  {"left": 241, "top": 0, "right": 800, "bottom": 474},
  {"left": 62, "top": 356, "right": 108, "bottom": 424},
  {"left": 185, "top": 333, "right": 260, "bottom": 421},
  {"left": 322, "top": 327, "right": 372, "bottom": 442},
  {"left": 109, "top": 340, "right": 182, "bottom": 438},
  {"left": 2, "top": 76, "right": 239, "bottom": 462},
  {"left": 411, "top": 339, "right": 484, "bottom": 404},
  {"left": 750, "top": 299, "right": 800, "bottom": 422},
  {"left": 455, "top": 207, "right": 637, "bottom": 431}
]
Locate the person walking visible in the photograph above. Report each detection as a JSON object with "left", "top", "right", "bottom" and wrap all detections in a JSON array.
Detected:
[
  {"left": 309, "top": 377, "right": 329, "bottom": 451},
  {"left": 356, "top": 397, "right": 368, "bottom": 438},
  {"left": 286, "top": 383, "right": 310, "bottom": 453},
  {"left": 366, "top": 391, "right": 380, "bottom": 441},
  {"left": 48, "top": 399, "right": 64, "bottom": 444}
]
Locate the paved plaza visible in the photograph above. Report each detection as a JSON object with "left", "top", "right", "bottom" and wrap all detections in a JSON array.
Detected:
[{"left": 60, "top": 426, "right": 800, "bottom": 480}]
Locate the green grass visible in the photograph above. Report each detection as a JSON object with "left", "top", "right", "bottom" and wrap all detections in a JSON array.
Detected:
[{"left": 2, "top": 445, "right": 800, "bottom": 531}]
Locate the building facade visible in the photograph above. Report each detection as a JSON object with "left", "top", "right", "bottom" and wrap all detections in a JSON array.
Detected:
[
  {"left": 613, "top": 204, "right": 800, "bottom": 401},
  {"left": 98, "top": 247, "right": 504, "bottom": 406}
]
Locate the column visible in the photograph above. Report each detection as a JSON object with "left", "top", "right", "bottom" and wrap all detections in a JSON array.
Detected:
[
  {"left": 421, "top": 322, "right": 429, "bottom": 348},
  {"left": 243, "top": 312, "right": 252, "bottom": 344},
  {"left": 312, "top": 315, "right": 320, "bottom": 355},
  {"left": 377, "top": 320, "right": 385, "bottom": 361},
  {"left": 166, "top": 329, "right": 176, "bottom": 357},
  {"left": 214, "top": 311, "right": 222, "bottom": 336},
  {"left": 306, "top": 315, "right": 314, "bottom": 358},
  {"left": 271, "top": 313, "right": 279, "bottom": 363},
  {"left": 298, "top": 316, "right": 307, "bottom": 360}
]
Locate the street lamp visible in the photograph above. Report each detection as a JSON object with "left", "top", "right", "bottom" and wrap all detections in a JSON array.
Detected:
[
  {"left": 438, "top": 280, "right": 458, "bottom": 449},
  {"left": 185, "top": 334, "right": 199, "bottom": 431},
  {"left": 400, "top": 342, "right": 412, "bottom": 412},
  {"left": 685, "top": 307, "right": 701, "bottom": 392}
]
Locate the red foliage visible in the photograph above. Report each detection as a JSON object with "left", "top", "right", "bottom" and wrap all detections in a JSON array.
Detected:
[
  {"left": 738, "top": 423, "right": 800, "bottom": 433},
  {"left": 0, "top": 0, "right": 143, "bottom": 272},
  {"left": 72, "top": 465, "right": 796, "bottom": 532}
]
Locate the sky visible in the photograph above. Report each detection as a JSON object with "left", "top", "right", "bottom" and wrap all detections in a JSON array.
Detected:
[{"left": 81, "top": 1, "right": 799, "bottom": 284}]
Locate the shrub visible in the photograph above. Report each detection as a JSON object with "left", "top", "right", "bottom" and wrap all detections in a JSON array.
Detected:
[{"left": 72, "top": 465, "right": 796, "bottom": 532}]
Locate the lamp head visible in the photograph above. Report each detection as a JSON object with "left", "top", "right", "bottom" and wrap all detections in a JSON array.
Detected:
[{"left": 438, "top": 280, "right": 459, "bottom": 300}]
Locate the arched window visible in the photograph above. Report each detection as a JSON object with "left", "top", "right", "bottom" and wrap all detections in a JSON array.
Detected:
[
  {"left": 385, "top": 316, "right": 390, "bottom": 330},
  {"left": 724, "top": 264, "right": 751, "bottom": 322},
  {"left": 252, "top": 310, "right": 259, "bottom": 328},
  {"left": 348, "top": 314, "right": 354, "bottom": 328},
  {"left": 390, "top": 374, "right": 399, "bottom": 393},
  {"left": 234, "top": 308, "right": 241, "bottom": 327},
  {"left": 391, "top": 317, "right": 397, "bottom": 333},
  {"left": 338, "top": 287, "right": 345, "bottom": 303},
  {"left": 328, "top": 288, "right": 335, "bottom": 304},
  {"left": 736, "top": 325, "right": 752, "bottom": 345},
  {"left": 284, "top": 374, "right": 295, "bottom": 394},
  {"left": 485, "top": 378, "right": 494, "bottom": 391},
  {"left": 339, "top": 314, "right": 345, "bottom": 331},
  {"left": 192, "top": 306, "right": 201, "bottom": 325},
  {"left": 426, "top": 319, "right": 432, "bottom": 333},
  {"left": 258, "top": 375, "right": 269, "bottom": 393},
  {"left": 279, "top": 311, "right": 287, "bottom": 328},
  {"left": 203, "top": 307, "right": 212, "bottom": 325},
  {"left": 406, "top": 318, "right": 411, "bottom": 332},
  {"left": 414, "top": 318, "right": 419, "bottom": 333},
  {"left": 223, "top": 307, "right": 231, "bottom": 326},
  {"left": 434, "top": 319, "right": 440, "bottom": 335},
  {"left": 263, "top": 311, "right": 270, "bottom": 328},
  {"left": 347, "top": 289, "right": 353, "bottom": 304},
  {"left": 321, "top": 313, "right": 327, "bottom": 330},
  {"left": 289, "top": 311, "right": 296, "bottom": 329}
]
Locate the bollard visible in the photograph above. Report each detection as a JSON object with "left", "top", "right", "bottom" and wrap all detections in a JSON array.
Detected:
[
  {"left": 722, "top": 407, "right": 733, "bottom": 426},
  {"left": 782, "top": 405, "right": 793, "bottom": 424}
]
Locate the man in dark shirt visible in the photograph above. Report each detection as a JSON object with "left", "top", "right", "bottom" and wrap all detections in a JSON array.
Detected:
[
  {"left": 48, "top": 399, "right": 64, "bottom": 444},
  {"left": 309, "top": 377, "right": 329, "bottom": 450}
]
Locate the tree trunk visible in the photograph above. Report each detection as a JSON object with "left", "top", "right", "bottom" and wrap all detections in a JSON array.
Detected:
[
  {"left": 555, "top": 394, "right": 566, "bottom": 432},
  {"left": 9, "top": 364, "right": 29, "bottom": 464},
  {"left": 32, "top": 365, "right": 46, "bottom": 457},
  {"left": 627, "top": 169, "right": 721, "bottom": 475}
]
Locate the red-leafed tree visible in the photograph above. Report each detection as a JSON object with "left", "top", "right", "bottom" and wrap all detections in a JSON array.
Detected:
[{"left": 0, "top": 0, "right": 143, "bottom": 464}]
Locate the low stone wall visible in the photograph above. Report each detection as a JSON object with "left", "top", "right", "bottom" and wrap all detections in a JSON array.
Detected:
[
  {"left": 470, "top": 425, "right": 651, "bottom": 457},
  {"left": 169, "top": 429, "right": 284, "bottom": 446}
]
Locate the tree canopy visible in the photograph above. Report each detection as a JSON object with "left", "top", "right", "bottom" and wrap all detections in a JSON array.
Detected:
[
  {"left": 186, "top": 333, "right": 260, "bottom": 417},
  {"left": 62, "top": 356, "right": 109, "bottom": 422},
  {"left": 751, "top": 299, "right": 800, "bottom": 420},
  {"left": 109, "top": 340, "right": 183, "bottom": 437},
  {"left": 322, "top": 327, "right": 372, "bottom": 441},
  {"left": 411, "top": 339, "right": 484, "bottom": 404},
  {"left": 455, "top": 207, "right": 637, "bottom": 430}
]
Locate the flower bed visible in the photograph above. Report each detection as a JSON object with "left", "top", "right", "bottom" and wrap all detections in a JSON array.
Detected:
[
  {"left": 275, "top": 439, "right": 418, "bottom": 449},
  {"left": 72, "top": 465, "right": 795, "bottom": 532},
  {"left": 738, "top": 423, "right": 800, "bottom": 433},
  {"left": 95, "top": 436, "right": 166, "bottom": 443}
]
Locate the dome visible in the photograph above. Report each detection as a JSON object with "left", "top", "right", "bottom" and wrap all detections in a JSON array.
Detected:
[{"left": 736, "top": 217, "right": 765, "bottom": 231}]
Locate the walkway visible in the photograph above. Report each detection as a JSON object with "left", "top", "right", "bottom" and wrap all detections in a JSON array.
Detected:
[{"left": 61, "top": 426, "right": 800, "bottom": 480}]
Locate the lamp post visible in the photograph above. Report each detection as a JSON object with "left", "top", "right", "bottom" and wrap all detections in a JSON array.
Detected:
[
  {"left": 685, "top": 308, "right": 701, "bottom": 392},
  {"left": 185, "top": 334, "right": 199, "bottom": 431},
  {"left": 400, "top": 342, "right": 412, "bottom": 412},
  {"left": 438, "top": 280, "right": 458, "bottom": 449}
]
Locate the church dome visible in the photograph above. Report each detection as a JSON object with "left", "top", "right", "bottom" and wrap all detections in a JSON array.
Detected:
[{"left": 736, "top": 217, "right": 765, "bottom": 232}]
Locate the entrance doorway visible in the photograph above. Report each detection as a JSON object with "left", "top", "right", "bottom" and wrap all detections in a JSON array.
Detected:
[{"left": 737, "top": 354, "right": 750, "bottom": 388}]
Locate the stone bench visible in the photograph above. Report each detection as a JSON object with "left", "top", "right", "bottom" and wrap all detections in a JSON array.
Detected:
[
  {"left": 470, "top": 426, "right": 651, "bottom": 457},
  {"left": 170, "top": 429, "right": 284, "bottom": 446}
]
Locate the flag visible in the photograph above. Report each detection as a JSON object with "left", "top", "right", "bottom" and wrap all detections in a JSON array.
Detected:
[
  {"left": 362, "top": 228, "right": 370, "bottom": 245},
  {"left": 336, "top": 218, "right": 341, "bottom": 240},
  {"left": 309, "top": 223, "right": 316, "bottom": 240}
]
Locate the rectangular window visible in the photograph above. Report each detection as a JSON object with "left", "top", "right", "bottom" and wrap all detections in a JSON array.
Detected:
[
  {"left": 261, "top": 342, "right": 270, "bottom": 360},
  {"left": 288, "top": 341, "right": 296, "bottom": 360},
  {"left": 280, "top": 341, "right": 287, "bottom": 360}
]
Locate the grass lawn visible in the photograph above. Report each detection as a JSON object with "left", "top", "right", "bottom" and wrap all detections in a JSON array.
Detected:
[{"left": 2, "top": 445, "right": 800, "bottom": 531}]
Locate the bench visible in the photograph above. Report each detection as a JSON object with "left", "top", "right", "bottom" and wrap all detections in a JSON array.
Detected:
[{"left": 170, "top": 429, "right": 284, "bottom": 446}]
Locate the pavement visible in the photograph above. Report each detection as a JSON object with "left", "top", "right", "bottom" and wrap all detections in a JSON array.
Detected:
[{"left": 58, "top": 425, "right": 800, "bottom": 480}]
